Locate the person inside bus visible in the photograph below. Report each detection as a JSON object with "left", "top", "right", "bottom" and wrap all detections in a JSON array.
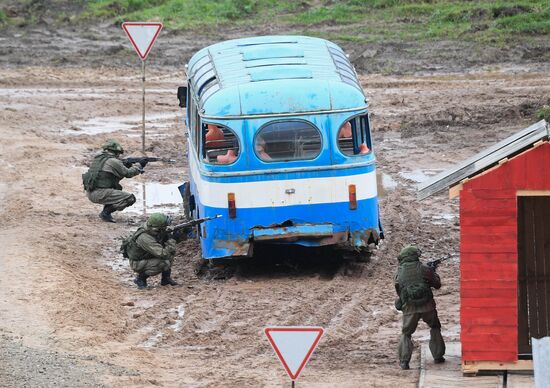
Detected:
[
  {"left": 205, "top": 124, "right": 225, "bottom": 148},
  {"left": 255, "top": 136, "right": 272, "bottom": 161},
  {"left": 339, "top": 121, "right": 352, "bottom": 139},
  {"left": 216, "top": 148, "right": 237, "bottom": 164},
  {"left": 339, "top": 120, "right": 369, "bottom": 155}
]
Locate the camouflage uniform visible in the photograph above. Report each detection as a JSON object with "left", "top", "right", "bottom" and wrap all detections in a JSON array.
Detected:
[
  {"left": 83, "top": 140, "right": 142, "bottom": 222},
  {"left": 126, "top": 213, "right": 178, "bottom": 289},
  {"left": 394, "top": 246, "right": 446, "bottom": 369}
]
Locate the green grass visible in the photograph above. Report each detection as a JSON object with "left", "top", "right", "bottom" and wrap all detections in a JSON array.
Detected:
[
  {"left": 2, "top": 1, "right": 549, "bottom": 44},
  {"left": 82, "top": 0, "right": 299, "bottom": 29},
  {"left": 0, "top": 9, "right": 7, "bottom": 25},
  {"left": 536, "top": 106, "right": 550, "bottom": 121}
]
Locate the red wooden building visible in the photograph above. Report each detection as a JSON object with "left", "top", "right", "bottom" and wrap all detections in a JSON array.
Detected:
[{"left": 418, "top": 120, "right": 550, "bottom": 374}]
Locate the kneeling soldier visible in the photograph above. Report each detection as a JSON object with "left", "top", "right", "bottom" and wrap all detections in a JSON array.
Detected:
[
  {"left": 82, "top": 140, "right": 143, "bottom": 223},
  {"left": 126, "top": 213, "right": 178, "bottom": 289}
]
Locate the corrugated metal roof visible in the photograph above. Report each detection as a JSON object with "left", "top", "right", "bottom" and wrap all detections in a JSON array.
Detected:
[
  {"left": 186, "top": 35, "right": 366, "bottom": 117},
  {"left": 417, "top": 120, "right": 550, "bottom": 199}
]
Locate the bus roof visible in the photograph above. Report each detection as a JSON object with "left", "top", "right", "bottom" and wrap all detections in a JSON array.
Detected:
[{"left": 187, "top": 35, "right": 367, "bottom": 117}]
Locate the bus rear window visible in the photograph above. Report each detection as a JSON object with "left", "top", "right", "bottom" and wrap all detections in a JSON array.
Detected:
[{"left": 255, "top": 120, "right": 321, "bottom": 162}]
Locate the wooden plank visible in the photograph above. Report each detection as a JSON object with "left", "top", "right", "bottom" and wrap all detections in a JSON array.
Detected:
[
  {"left": 461, "top": 297, "right": 516, "bottom": 308},
  {"left": 460, "top": 240, "right": 517, "bottom": 254},
  {"left": 462, "top": 354, "right": 517, "bottom": 364},
  {"left": 461, "top": 279, "right": 516, "bottom": 288},
  {"left": 461, "top": 287, "right": 516, "bottom": 299},
  {"left": 467, "top": 188, "right": 517, "bottom": 200},
  {"left": 461, "top": 315, "right": 517, "bottom": 326},
  {"left": 462, "top": 306, "right": 516, "bottom": 318},
  {"left": 449, "top": 183, "right": 462, "bottom": 199},
  {"left": 461, "top": 262, "right": 517, "bottom": 272},
  {"left": 533, "top": 196, "right": 550, "bottom": 339},
  {"left": 459, "top": 215, "right": 516, "bottom": 227},
  {"left": 460, "top": 253, "right": 517, "bottom": 264},
  {"left": 517, "top": 190, "right": 550, "bottom": 196},
  {"left": 461, "top": 324, "right": 515, "bottom": 335},
  {"left": 460, "top": 207, "right": 517, "bottom": 217},
  {"left": 460, "top": 225, "right": 517, "bottom": 239},
  {"left": 518, "top": 196, "right": 532, "bottom": 354},
  {"left": 417, "top": 120, "right": 548, "bottom": 199},
  {"left": 462, "top": 360, "right": 533, "bottom": 373}
]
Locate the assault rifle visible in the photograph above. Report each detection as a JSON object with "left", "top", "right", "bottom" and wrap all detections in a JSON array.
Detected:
[
  {"left": 166, "top": 215, "right": 222, "bottom": 240},
  {"left": 426, "top": 255, "right": 451, "bottom": 270},
  {"left": 122, "top": 156, "right": 176, "bottom": 168}
]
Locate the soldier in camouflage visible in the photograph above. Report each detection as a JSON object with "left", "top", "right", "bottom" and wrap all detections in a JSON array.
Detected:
[
  {"left": 394, "top": 245, "right": 446, "bottom": 370},
  {"left": 125, "top": 213, "right": 178, "bottom": 289},
  {"left": 82, "top": 140, "right": 143, "bottom": 222}
]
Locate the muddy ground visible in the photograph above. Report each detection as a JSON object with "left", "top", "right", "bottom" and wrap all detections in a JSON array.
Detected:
[{"left": 1, "top": 24, "right": 549, "bottom": 387}]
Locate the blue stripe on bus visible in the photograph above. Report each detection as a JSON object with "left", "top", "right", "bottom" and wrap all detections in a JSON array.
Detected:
[{"left": 196, "top": 197, "right": 380, "bottom": 259}]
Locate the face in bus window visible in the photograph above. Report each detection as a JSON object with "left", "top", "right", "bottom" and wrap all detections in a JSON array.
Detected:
[
  {"left": 339, "top": 121, "right": 352, "bottom": 139},
  {"left": 206, "top": 124, "right": 225, "bottom": 148},
  {"left": 255, "top": 137, "right": 272, "bottom": 161}
]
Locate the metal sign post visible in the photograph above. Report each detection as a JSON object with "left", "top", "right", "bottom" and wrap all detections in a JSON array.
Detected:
[
  {"left": 121, "top": 22, "right": 163, "bottom": 154},
  {"left": 141, "top": 59, "right": 146, "bottom": 153}
]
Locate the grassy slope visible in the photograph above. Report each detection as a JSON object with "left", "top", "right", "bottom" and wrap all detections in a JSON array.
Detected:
[{"left": 2, "top": 0, "right": 549, "bottom": 46}]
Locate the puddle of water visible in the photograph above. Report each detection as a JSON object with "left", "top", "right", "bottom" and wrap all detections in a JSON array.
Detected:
[
  {"left": 70, "top": 112, "right": 178, "bottom": 135},
  {"left": 1, "top": 102, "right": 34, "bottom": 110},
  {"left": 376, "top": 170, "right": 397, "bottom": 197},
  {"left": 170, "top": 304, "right": 186, "bottom": 332},
  {"left": 430, "top": 213, "right": 455, "bottom": 225},
  {"left": 0, "top": 88, "right": 116, "bottom": 99},
  {"left": 399, "top": 168, "right": 442, "bottom": 183},
  {"left": 123, "top": 182, "right": 184, "bottom": 215},
  {"left": 141, "top": 331, "right": 163, "bottom": 348}
]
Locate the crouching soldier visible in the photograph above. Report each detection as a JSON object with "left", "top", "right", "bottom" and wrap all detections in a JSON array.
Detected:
[
  {"left": 124, "top": 213, "right": 178, "bottom": 289},
  {"left": 82, "top": 140, "right": 143, "bottom": 223},
  {"left": 394, "top": 245, "right": 445, "bottom": 370}
]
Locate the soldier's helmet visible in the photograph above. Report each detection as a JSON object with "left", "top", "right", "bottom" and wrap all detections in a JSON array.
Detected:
[
  {"left": 147, "top": 213, "right": 170, "bottom": 228},
  {"left": 398, "top": 245, "right": 422, "bottom": 262},
  {"left": 102, "top": 139, "right": 124, "bottom": 154}
]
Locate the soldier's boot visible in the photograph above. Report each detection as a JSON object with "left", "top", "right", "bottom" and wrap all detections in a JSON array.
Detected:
[
  {"left": 99, "top": 205, "right": 116, "bottom": 223},
  {"left": 161, "top": 270, "right": 178, "bottom": 286},
  {"left": 133, "top": 273, "right": 148, "bottom": 289},
  {"left": 434, "top": 357, "right": 445, "bottom": 364},
  {"left": 400, "top": 361, "right": 410, "bottom": 370}
]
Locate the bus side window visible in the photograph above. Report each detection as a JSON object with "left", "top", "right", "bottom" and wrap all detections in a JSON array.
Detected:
[
  {"left": 337, "top": 115, "right": 371, "bottom": 156},
  {"left": 201, "top": 123, "right": 239, "bottom": 165}
]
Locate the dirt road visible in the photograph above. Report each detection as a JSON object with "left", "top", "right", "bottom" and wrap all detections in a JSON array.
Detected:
[{"left": 1, "top": 45, "right": 549, "bottom": 386}]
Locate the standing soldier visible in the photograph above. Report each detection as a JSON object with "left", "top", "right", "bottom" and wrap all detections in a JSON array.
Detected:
[
  {"left": 82, "top": 140, "right": 143, "bottom": 222},
  {"left": 394, "top": 245, "right": 446, "bottom": 370},
  {"left": 124, "top": 213, "right": 178, "bottom": 289}
]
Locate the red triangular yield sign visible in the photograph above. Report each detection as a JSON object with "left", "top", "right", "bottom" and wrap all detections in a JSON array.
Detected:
[
  {"left": 265, "top": 327, "right": 324, "bottom": 381},
  {"left": 122, "top": 22, "right": 163, "bottom": 60}
]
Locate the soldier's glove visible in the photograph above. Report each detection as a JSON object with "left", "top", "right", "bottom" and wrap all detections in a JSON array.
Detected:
[
  {"left": 165, "top": 238, "right": 177, "bottom": 254},
  {"left": 137, "top": 166, "right": 145, "bottom": 174},
  {"left": 394, "top": 297, "right": 403, "bottom": 311}
]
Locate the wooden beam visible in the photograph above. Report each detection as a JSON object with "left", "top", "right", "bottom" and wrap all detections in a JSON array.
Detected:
[
  {"left": 462, "top": 360, "right": 533, "bottom": 375},
  {"left": 517, "top": 190, "right": 550, "bottom": 196}
]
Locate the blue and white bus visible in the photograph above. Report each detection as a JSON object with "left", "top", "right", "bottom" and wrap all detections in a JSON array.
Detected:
[{"left": 177, "top": 35, "right": 383, "bottom": 259}]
